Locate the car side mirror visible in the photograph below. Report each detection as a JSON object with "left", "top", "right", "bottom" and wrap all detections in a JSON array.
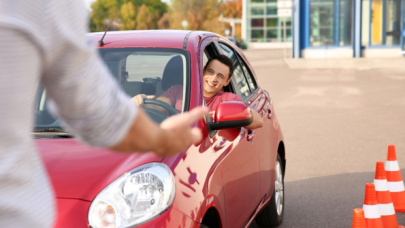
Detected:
[{"left": 207, "top": 101, "right": 253, "bottom": 131}]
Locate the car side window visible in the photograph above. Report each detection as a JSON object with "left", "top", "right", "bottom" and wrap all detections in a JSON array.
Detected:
[
  {"left": 218, "top": 43, "right": 251, "bottom": 99},
  {"left": 203, "top": 51, "right": 208, "bottom": 67},
  {"left": 238, "top": 55, "right": 258, "bottom": 93}
]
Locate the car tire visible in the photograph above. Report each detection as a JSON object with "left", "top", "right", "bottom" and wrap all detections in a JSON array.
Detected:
[
  {"left": 200, "top": 225, "right": 209, "bottom": 228},
  {"left": 254, "top": 154, "right": 284, "bottom": 227}
]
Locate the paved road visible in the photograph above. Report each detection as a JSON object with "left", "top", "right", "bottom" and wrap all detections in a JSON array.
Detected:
[{"left": 245, "top": 50, "right": 405, "bottom": 227}]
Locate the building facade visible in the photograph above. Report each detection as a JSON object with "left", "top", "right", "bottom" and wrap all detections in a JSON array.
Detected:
[
  {"left": 242, "top": 0, "right": 293, "bottom": 49},
  {"left": 292, "top": 0, "right": 405, "bottom": 58}
]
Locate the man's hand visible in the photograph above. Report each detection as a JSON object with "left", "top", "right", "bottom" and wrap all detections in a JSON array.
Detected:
[
  {"left": 110, "top": 106, "right": 208, "bottom": 157},
  {"left": 131, "top": 94, "right": 155, "bottom": 106},
  {"left": 156, "top": 107, "right": 208, "bottom": 156}
]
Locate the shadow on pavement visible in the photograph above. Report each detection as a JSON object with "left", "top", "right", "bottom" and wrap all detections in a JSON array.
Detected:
[{"left": 250, "top": 170, "right": 405, "bottom": 228}]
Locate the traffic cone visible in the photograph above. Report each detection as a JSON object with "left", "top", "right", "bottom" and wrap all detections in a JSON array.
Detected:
[
  {"left": 363, "top": 183, "right": 384, "bottom": 228},
  {"left": 385, "top": 145, "right": 405, "bottom": 213},
  {"left": 374, "top": 161, "right": 404, "bottom": 228},
  {"left": 352, "top": 208, "right": 366, "bottom": 228}
]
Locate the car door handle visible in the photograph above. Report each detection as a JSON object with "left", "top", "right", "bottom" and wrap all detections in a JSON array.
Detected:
[
  {"left": 247, "top": 130, "right": 255, "bottom": 143},
  {"left": 267, "top": 109, "right": 273, "bottom": 119}
]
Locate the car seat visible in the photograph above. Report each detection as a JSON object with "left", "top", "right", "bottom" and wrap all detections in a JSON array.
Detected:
[
  {"left": 121, "top": 81, "right": 144, "bottom": 97},
  {"left": 155, "top": 55, "right": 184, "bottom": 97}
]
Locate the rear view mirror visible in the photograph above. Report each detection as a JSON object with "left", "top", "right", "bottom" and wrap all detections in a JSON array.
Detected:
[{"left": 208, "top": 101, "right": 253, "bottom": 131}]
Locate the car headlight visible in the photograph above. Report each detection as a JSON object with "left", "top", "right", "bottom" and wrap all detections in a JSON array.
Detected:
[{"left": 88, "top": 163, "right": 175, "bottom": 228}]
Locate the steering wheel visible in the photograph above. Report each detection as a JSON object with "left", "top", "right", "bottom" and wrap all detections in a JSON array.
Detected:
[{"left": 144, "top": 99, "right": 179, "bottom": 115}]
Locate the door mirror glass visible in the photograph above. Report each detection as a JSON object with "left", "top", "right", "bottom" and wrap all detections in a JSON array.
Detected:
[{"left": 208, "top": 101, "right": 253, "bottom": 130}]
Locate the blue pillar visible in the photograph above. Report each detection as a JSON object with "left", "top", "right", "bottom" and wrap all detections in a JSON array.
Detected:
[
  {"left": 293, "top": 0, "right": 301, "bottom": 58},
  {"left": 401, "top": 0, "right": 404, "bottom": 51},
  {"left": 354, "top": 0, "right": 362, "bottom": 57}
]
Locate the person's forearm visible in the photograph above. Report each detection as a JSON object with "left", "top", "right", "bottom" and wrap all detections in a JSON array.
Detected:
[
  {"left": 109, "top": 106, "right": 208, "bottom": 157},
  {"left": 245, "top": 109, "right": 263, "bottom": 130},
  {"left": 109, "top": 109, "right": 168, "bottom": 155}
]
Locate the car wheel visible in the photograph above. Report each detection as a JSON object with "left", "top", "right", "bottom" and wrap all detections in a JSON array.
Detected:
[{"left": 254, "top": 154, "right": 284, "bottom": 227}]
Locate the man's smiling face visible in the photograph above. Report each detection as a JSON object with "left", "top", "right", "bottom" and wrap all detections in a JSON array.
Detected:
[{"left": 203, "top": 59, "right": 231, "bottom": 97}]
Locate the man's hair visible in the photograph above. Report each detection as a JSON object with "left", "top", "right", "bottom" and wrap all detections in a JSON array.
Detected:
[{"left": 204, "top": 54, "right": 234, "bottom": 79}]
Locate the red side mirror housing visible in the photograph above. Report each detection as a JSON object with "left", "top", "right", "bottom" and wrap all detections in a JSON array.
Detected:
[{"left": 207, "top": 101, "right": 253, "bottom": 131}]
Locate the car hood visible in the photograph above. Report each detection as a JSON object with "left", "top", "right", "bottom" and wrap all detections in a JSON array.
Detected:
[{"left": 36, "top": 138, "right": 163, "bottom": 201}]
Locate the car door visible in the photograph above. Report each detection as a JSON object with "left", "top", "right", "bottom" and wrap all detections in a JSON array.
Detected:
[
  {"left": 235, "top": 50, "right": 279, "bottom": 201},
  {"left": 218, "top": 40, "right": 279, "bottom": 205},
  {"left": 210, "top": 41, "right": 262, "bottom": 227}
]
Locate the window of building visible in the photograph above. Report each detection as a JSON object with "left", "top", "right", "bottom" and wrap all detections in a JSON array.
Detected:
[
  {"left": 251, "top": 29, "right": 265, "bottom": 42},
  {"left": 361, "top": 0, "right": 370, "bottom": 46},
  {"left": 339, "top": 0, "right": 353, "bottom": 46},
  {"left": 251, "top": 6, "right": 265, "bottom": 16},
  {"left": 369, "top": 0, "right": 401, "bottom": 46},
  {"left": 308, "top": 0, "right": 353, "bottom": 47},
  {"left": 266, "top": 6, "right": 277, "bottom": 15},
  {"left": 309, "top": 1, "right": 335, "bottom": 46},
  {"left": 248, "top": 0, "right": 292, "bottom": 43},
  {"left": 251, "top": 18, "right": 265, "bottom": 27},
  {"left": 361, "top": 0, "right": 402, "bottom": 47}
]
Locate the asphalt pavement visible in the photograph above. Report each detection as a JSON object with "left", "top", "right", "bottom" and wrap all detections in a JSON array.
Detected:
[{"left": 245, "top": 49, "right": 405, "bottom": 228}]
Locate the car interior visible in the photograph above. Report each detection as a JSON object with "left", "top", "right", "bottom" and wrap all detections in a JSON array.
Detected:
[{"left": 34, "top": 49, "right": 187, "bottom": 128}]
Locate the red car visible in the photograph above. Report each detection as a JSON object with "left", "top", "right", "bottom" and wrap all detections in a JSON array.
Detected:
[{"left": 34, "top": 30, "right": 286, "bottom": 228}]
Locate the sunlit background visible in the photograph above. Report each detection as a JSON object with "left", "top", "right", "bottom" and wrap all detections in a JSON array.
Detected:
[{"left": 83, "top": 0, "right": 405, "bottom": 58}]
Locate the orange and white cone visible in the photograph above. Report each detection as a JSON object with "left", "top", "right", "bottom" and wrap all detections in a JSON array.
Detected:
[
  {"left": 363, "top": 183, "right": 384, "bottom": 228},
  {"left": 352, "top": 208, "right": 366, "bottom": 228},
  {"left": 385, "top": 145, "right": 405, "bottom": 213},
  {"left": 374, "top": 161, "right": 405, "bottom": 228}
]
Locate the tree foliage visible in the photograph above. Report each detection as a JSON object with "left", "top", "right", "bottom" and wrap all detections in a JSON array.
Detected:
[
  {"left": 219, "top": 0, "right": 242, "bottom": 38},
  {"left": 120, "top": 2, "right": 136, "bottom": 30},
  {"left": 169, "top": 0, "right": 226, "bottom": 34},
  {"left": 157, "top": 13, "right": 171, "bottom": 29},
  {"left": 220, "top": 0, "right": 242, "bottom": 18},
  {"left": 89, "top": 0, "right": 167, "bottom": 32},
  {"left": 136, "top": 4, "right": 153, "bottom": 30}
]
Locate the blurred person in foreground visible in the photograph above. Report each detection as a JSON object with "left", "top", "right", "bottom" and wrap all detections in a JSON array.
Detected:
[{"left": 0, "top": 0, "right": 207, "bottom": 227}]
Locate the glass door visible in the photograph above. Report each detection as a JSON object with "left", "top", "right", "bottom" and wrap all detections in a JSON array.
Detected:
[
  {"left": 307, "top": 0, "right": 353, "bottom": 47},
  {"left": 370, "top": 0, "right": 402, "bottom": 46},
  {"left": 309, "top": 1, "right": 335, "bottom": 46}
]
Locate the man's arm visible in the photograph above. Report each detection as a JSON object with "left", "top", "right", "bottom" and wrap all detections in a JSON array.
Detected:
[
  {"left": 111, "top": 107, "right": 207, "bottom": 156},
  {"left": 225, "top": 93, "right": 263, "bottom": 130},
  {"left": 244, "top": 109, "right": 263, "bottom": 130},
  {"left": 131, "top": 94, "right": 172, "bottom": 113}
]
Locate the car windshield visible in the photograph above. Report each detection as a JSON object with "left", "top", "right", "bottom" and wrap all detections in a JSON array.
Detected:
[{"left": 34, "top": 48, "right": 189, "bottom": 131}]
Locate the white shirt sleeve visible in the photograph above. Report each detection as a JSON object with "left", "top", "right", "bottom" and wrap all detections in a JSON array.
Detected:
[
  {"left": 38, "top": 1, "right": 138, "bottom": 147},
  {"left": 0, "top": 0, "right": 138, "bottom": 147}
]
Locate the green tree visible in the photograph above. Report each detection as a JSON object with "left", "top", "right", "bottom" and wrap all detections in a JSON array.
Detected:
[
  {"left": 120, "top": 2, "right": 136, "bottom": 30},
  {"left": 219, "top": 0, "right": 242, "bottom": 38},
  {"left": 220, "top": 0, "right": 242, "bottom": 18},
  {"left": 157, "top": 13, "right": 171, "bottom": 29},
  {"left": 90, "top": 0, "right": 120, "bottom": 32},
  {"left": 169, "top": 0, "right": 225, "bottom": 34},
  {"left": 136, "top": 4, "right": 153, "bottom": 30},
  {"left": 89, "top": 0, "right": 167, "bottom": 32}
]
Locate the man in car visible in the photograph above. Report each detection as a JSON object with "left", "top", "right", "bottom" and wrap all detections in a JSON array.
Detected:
[{"left": 132, "top": 54, "right": 263, "bottom": 130}]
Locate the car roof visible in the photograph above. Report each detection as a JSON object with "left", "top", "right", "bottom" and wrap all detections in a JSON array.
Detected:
[{"left": 89, "top": 30, "right": 216, "bottom": 49}]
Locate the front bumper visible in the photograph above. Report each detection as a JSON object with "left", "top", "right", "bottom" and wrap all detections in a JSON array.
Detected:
[{"left": 53, "top": 198, "right": 201, "bottom": 228}]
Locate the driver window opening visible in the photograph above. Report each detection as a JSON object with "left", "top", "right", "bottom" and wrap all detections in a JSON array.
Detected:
[
  {"left": 34, "top": 49, "right": 189, "bottom": 131},
  {"left": 202, "top": 43, "right": 238, "bottom": 136}
]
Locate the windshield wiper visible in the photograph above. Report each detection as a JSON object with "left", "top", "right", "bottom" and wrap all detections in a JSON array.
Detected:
[
  {"left": 33, "top": 128, "right": 66, "bottom": 133},
  {"left": 33, "top": 128, "right": 73, "bottom": 138}
]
